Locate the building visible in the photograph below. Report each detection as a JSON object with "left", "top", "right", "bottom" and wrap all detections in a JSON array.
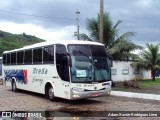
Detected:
[{"left": 111, "top": 61, "right": 151, "bottom": 82}]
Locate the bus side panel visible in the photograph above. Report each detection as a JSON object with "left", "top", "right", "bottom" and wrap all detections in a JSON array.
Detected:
[
  {"left": 2, "top": 65, "right": 11, "bottom": 87},
  {"left": 3, "top": 64, "right": 71, "bottom": 99},
  {"left": 3, "top": 65, "right": 29, "bottom": 90},
  {"left": 30, "top": 64, "right": 56, "bottom": 94}
]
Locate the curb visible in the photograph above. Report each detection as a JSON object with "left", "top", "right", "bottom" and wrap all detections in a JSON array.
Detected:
[{"left": 111, "top": 91, "right": 160, "bottom": 101}]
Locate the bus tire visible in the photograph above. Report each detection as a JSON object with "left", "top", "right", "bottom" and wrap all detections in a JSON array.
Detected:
[
  {"left": 12, "top": 80, "right": 17, "bottom": 92},
  {"left": 46, "top": 85, "right": 54, "bottom": 101}
]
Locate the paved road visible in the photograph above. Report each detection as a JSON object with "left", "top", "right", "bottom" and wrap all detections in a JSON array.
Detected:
[{"left": 0, "top": 85, "right": 160, "bottom": 120}]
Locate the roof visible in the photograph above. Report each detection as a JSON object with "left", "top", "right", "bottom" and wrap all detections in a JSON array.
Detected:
[{"left": 3, "top": 40, "right": 104, "bottom": 53}]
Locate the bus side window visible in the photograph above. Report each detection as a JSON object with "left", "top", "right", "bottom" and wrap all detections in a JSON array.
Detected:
[
  {"left": 7, "top": 53, "right": 11, "bottom": 65},
  {"left": 24, "top": 49, "right": 32, "bottom": 64},
  {"left": 17, "top": 51, "right": 24, "bottom": 64},
  {"left": 33, "top": 48, "right": 42, "bottom": 64},
  {"left": 43, "top": 46, "right": 54, "bottom": 63},
  {"left": 3, "top": 54, "right": 6, "bottom": 65},
  {"left": 11, "top": 52, "right": 16, "bottom": 65},
  {"left": 56, "top": 45, "right": 69, "bottom": 82}
]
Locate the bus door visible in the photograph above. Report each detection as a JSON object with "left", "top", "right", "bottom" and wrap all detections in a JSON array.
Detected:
[{"left": 55, "top": 45, "right": 70, "bottom": 99}]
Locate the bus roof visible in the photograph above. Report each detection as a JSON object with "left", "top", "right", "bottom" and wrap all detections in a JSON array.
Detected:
[{"left": 3, "top": 40, "right": 104, "bottom": 53}]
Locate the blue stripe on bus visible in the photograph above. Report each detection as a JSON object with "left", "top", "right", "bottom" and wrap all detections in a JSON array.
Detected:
[{"left": 4, "top": 69, "right": 28, "bottom": 84}]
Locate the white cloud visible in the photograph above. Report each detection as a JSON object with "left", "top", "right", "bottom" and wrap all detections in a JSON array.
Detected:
[
  {"left": 0, "top": 21, "right": 76, "bottom": 41},
  {"left": 0, "top": 0, "right": 160, "bottom": 46},
  {"left": 135, "top": 0, "right": 152, "bottom": 8},
  {"left": 131, "top": 49, "right": 142, "bottom": 55},
  {"left": 0, "top": 0, "right": 12, "bottom": 9}
]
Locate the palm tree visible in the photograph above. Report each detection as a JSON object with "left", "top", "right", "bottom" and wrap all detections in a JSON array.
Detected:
[
  {"left": 74, "top": 13, "right": 142, "bottom": 61},
  {"left": 132, "top": 43, "right": 160, "bottom": 81}
]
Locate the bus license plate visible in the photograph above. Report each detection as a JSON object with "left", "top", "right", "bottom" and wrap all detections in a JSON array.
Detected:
[{"left": 92, "top": 93, "right": 98, "bottom": 97}]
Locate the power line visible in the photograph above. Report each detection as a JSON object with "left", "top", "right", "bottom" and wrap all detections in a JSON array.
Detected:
[
  {"left": 153, "top": 0, "right": 160, "bottom": 8},
  {"left": 155, "top": 0, "right": 160, "bottom": 4},
  {"left": 0, "top": 9, "right": 76, "bottom": 21},
  {"left": 144, "top": 0, "right": 160, "bottom": 9}
]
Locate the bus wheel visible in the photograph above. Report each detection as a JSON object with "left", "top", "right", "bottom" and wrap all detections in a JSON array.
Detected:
[
  {"left": 47, "top": 86, "right": 54, "bottom": 101},
  {"left": 12, "top": 80, "right": 17, "bottom": 92}
]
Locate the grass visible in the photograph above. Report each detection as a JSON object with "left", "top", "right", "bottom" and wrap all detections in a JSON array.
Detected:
[
  {"left": 112, "top": 78, "right": 160, "bottom": 92},
  {"left": 138, "top": 78, "right": 160, "bottom": 88}
]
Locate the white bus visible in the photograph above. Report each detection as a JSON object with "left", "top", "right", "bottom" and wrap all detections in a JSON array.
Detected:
[{"left": 2, "top": 40, "right": 111, "bottom": 100}]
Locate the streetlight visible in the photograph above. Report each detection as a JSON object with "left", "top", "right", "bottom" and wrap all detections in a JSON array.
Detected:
[{"left": 76, "top": 9, "right": 80, "bottom": 40}]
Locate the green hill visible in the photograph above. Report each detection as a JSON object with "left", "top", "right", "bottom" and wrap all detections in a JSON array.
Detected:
[{"left": 0, "top": 30, "right": 45, "bottom": 56}]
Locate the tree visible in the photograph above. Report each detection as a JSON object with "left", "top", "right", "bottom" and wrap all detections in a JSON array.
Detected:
[
  {"left": 74, "top": 13, "right": 142, "bottom": 61},
  {"left": 132, "top": 43, "right": 160, "bottom": 81}
]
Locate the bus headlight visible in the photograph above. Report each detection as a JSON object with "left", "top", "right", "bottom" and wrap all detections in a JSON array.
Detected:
[
  {"left": 72, "top": 87, "right": 84, "bottom": 92},
  {"left": 73, "top": 94, "right": 80, "bottom": 98}
]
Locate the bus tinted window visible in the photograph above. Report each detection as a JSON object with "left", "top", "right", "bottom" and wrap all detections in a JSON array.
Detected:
[
  {"left": 25, "top": 50, "right": 32, "bottom": 64},
  {"left": 33, "top": 48, "right": 42, "bottom": 63},
  {"left": 3, "top": 54, "right": 6, "bottom": 65},
  {"left": 7, "top": 53, "right": 11, "bottom": 65},
  {"left": 56, "top": 45, "right": 69, "bottom": 82},
  {"left": 43, "top": 46, "right": 54, "bottom": 63},
  {"left": 11, "top": 52, "right": 16, "bottom": 65},
  {"left": 17, "top": 51, "right": 24, "bottom": 64}
]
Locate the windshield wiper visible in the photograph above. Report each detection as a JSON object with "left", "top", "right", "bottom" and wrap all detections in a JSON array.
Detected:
[
  {"left": 79, "top": 50, "right": 94, "bottom": 80},
  {"left": 79, "top": 51, "right": 90, "bottom": 60},
  {"left": 78, "top": 50, "right": 106, "bottom": 82}
]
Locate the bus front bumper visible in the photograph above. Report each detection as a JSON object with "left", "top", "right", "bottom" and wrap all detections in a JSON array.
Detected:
[{"left": 71, "top": 88, "right": 111, "bottom": 100}]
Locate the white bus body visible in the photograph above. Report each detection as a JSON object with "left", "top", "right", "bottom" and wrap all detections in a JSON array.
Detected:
[{"left": 2, "top": 40, "right": 111, "bottom": 100}]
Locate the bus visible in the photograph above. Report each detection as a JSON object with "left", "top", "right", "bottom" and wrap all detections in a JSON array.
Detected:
[{"left": 2, "top": 40, "right": 112, "bottom": 100}]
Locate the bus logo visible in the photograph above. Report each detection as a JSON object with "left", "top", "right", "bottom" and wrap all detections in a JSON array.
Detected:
[{"left": 94, "top": 86, "right": 97, "bottom": 90}]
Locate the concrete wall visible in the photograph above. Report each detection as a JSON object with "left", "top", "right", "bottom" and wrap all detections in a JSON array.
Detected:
[{"left": 111, "top": 61, "right": 151, "bottom": 82}]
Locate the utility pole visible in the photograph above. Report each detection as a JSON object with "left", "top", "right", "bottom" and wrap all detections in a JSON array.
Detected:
[
  {"left": 99, "top": 0, "right": 104, "bottom": 44},
  {"left": 76, "top": 9, "right": 80, "bottom": 40}
]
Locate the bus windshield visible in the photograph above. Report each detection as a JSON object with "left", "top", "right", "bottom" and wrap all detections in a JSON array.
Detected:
[{"left": 68, "top": 45, "right": 111, "bottom": 83}]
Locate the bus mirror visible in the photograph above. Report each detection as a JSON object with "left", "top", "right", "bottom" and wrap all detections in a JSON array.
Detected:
[
  {"left": 67, "top": 53, "right": 72, "bottom": 67},
  {"left": 110, "top": 59, "right": 113, "bottom": 67},
  {"left": 108, "top": 55, "right": 113, "bottom": 67}
]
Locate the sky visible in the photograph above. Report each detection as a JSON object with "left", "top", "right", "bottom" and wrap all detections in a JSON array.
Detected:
[{"left": 0, "top": 0, "right": 160, "bottom": 47}]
